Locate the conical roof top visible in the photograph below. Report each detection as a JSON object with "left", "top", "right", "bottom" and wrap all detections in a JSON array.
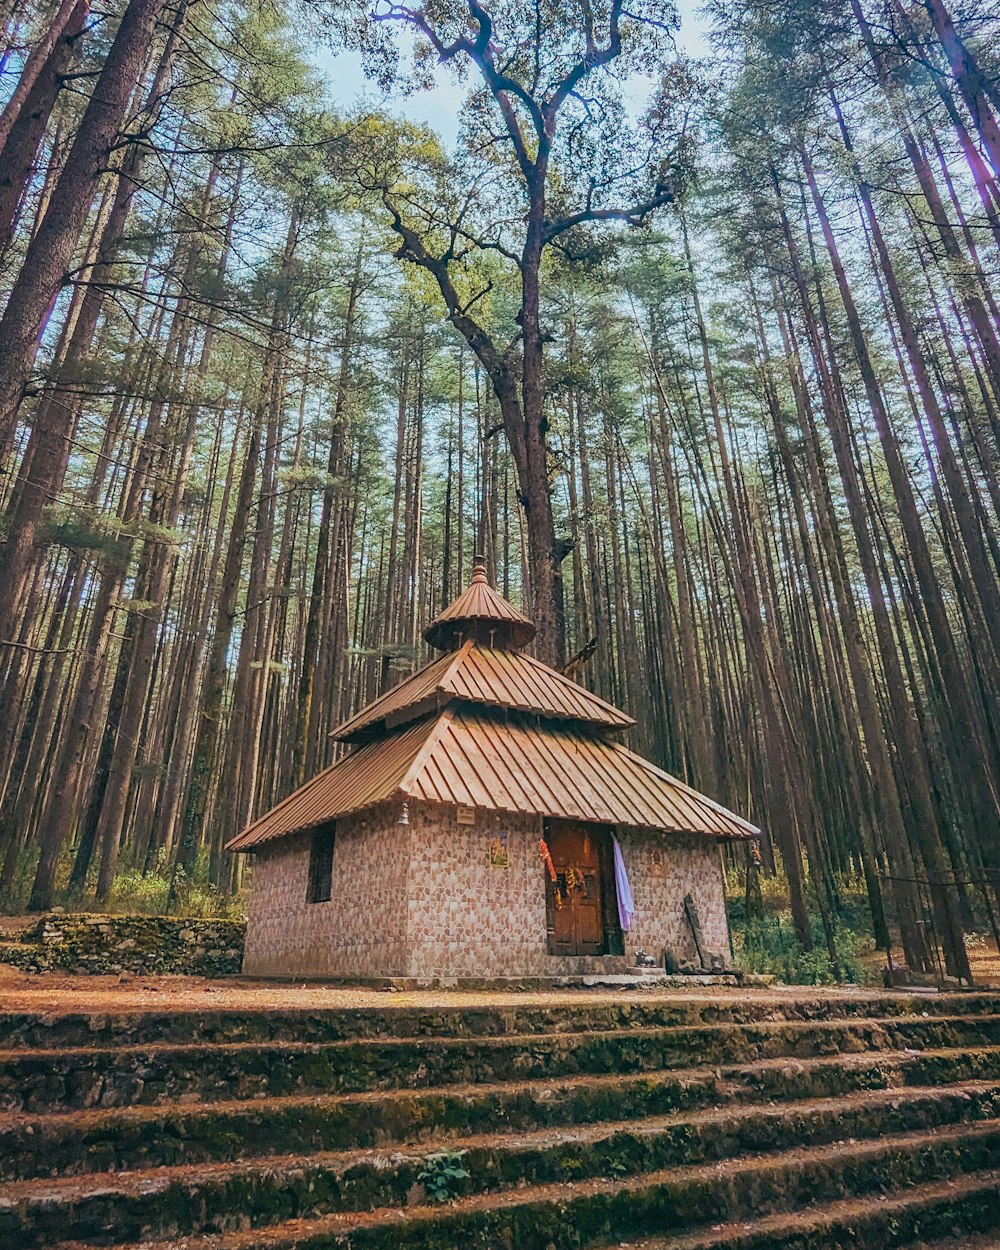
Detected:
[{"left": 423, "top": 556, "right": 535, "bottom": 651}]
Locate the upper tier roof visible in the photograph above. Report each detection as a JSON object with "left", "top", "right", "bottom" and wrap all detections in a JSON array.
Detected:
[
  {"left": 423, "top": 557, "right": 535, "bottom": 650},
  {"left": 333, "top": 638, "right": 634, "bottom": 744}
]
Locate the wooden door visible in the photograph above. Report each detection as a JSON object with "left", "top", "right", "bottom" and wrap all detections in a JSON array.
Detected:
[{"left": 546, "top": 822, "right": 604, "bottom": 955}]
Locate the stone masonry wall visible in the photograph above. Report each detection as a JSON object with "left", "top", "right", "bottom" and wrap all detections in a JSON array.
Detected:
[
  {"left": 404, "top": 807, "right": 545, "bottom": 978},
  {"left": 241, "top": 806, "right": 409, "bottom": 977},
  {"left": 0, "top": 915, "right": 244, "bottom": 976},
  {"left": 615, "top": 828, "right": 730, "bottom": 965},
  {"left": 404, "top": 809, "right": 730, "bottom": 978},
  {"left": 242, "top": 800, "right": 731, "bottom": 979}
]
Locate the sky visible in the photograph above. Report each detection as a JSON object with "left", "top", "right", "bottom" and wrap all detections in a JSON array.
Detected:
[{"left": 312, "top": 1, "right": 710, "bottom": 147}]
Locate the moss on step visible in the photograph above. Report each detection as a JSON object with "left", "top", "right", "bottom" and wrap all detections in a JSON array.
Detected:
[
  {"left": 5, "top": 994, "right": 1000, "bottom": 1250},
  {"left": 7, "top": 1046, "right": 1000, "bottom": 1183},
  {"left": 7, "top": 1014, "right": 1000, "bottom": 1115},
  {"left": 635, "top": 1169, "right": 1000, "bottom": 1250},
  {"left": 28, "top": 1125, "right": 1000, "bottom": 1250},
  {"left": 4, "top": 992, "right": 1000, "bottom": 1052},
  {"left": 261, "top": 1126, "right": 1000, "bottom": 1250},
  {"left": 7, "top": 1085, "right": 1000, "bottom": 1244}
]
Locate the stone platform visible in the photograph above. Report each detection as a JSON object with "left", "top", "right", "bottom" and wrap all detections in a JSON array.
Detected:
[
  {"left": 1, "top": 980, "right": 1000, "bottom": 1248},
  {"left": 248, "top": 971, "right": 756, "bottom": 991}
]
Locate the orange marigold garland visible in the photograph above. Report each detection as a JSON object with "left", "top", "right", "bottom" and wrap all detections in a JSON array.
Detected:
[{"left": 539, "top": 839, "right": 564, "bottom": 908}]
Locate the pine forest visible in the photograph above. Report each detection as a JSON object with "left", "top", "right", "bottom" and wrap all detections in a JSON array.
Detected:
[{"left": 2, "top": 0, "right": 1000, "bottom": 984}]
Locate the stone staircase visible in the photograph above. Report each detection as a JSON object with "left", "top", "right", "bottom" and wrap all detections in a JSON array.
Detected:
[{"left": 2, "top": 992, "right": 1000, "bottom": 1249}]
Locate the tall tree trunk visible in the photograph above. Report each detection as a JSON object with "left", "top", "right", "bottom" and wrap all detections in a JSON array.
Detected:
[
  {"left": 920, "top": 0, "right": 1000, "bottom": 176},
  {"left": 0, "top": 0, "right": 81, "bottom": 157},
  {"left": 0, "top": 0, "right": 166, "bottom": 457},
  {"left": 793, "top": 160, "right": 972, "bottom": 979},
  {"left": 0, "top": 0, "right": 88, "bottom": 256},
  {"left": 293, "top": 241, "right": 361, "bottom": 785},
  {"left": 173, "top": 401, "right": 258, "bottom": 889}
]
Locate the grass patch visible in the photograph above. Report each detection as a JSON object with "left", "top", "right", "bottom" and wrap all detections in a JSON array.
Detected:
[
  {"left": 730, "top": 912, "right": 874, "bottom": 985},
  {"left": 1, "top": 845, "right": 247, "bottom": 920}
]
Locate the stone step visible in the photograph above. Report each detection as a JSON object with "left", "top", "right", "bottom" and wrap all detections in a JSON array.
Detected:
[
  {"left": 5, "top": 1082, "right": 1000, "bottom": 1245},
  {"left": 907, "top": 1236, "right": 1000, "bottom": 1250},
  {"left": 631, "top": 1168, "right": 1000, "bottom": 1249},
  {"left": 5, "top": 1014, "right": 1000, "bottom": 1113},
  {"left": 32, "top": 1120, "right": 1000, "bottom": 1250},
  {"left": 6, "top": 1044, "right": 1000, "bottom": 1182},
  {"left": 2, "top": 992, "right": 998, "bottom": 1051}
]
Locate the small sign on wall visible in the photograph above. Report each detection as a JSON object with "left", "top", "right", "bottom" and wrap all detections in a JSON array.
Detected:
[
  {"left": 456, "top": 805, "right": 476, "bottom": 825},
  {"left": 488, "top": 830, "right": 509, "bottom": 868},
  {"left": 649, "top": 846, "right": 666, "bottom": 879}
]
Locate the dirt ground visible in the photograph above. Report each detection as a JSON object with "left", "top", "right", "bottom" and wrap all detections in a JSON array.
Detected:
[
  {"left": 963, "top": 939, "right": 1000, "bottom": 985},
  {"left": 3, "top": 909, "right": 998, "bottom": 1012},
  {"left": 855, "top": 940, "right": 1000, "bottom": 989},
  {"left": 0, "top": 959, "right": 985, "bottom": 1017}
]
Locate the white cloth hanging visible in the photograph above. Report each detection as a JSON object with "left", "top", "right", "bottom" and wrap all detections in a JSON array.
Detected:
[{"left": 612, "top": 834, "right": 634, "bottom": 932}]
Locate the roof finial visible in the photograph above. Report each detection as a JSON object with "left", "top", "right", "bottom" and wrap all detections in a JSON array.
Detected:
[{"left": 471, "top": 553, "right": 488, "bottom": 584}]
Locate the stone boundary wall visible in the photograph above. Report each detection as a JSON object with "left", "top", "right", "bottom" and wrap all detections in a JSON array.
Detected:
[{"left": 0, "top": 913, "right": 245, "bottom": 976}]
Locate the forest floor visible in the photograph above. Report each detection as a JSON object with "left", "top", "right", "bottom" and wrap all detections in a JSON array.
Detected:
[{"left": 857, "top": 938, "right": 1000, "bottom": 988}]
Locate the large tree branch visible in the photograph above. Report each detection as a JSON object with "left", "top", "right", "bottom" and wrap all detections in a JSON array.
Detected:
[
  {"left": 372, "top": 3, "right": 473, "bottom": 64},
  {"left": 380, "top": 190, "right": 526, "bottom": 469},
  {"left": 465, "top": 0, "right": 546, "bottom": 143},
  {"left": 544, "top": 0, "right": 624, "bottom": 131},
  {"left": 544, "top": 182, "right": 676, "bottom": 240},
  {"left": 373, "top": 0, "right": 542, "bottom": 181},
  {"left": 391, "top": 183, "right": 524, "bottom": 265}
]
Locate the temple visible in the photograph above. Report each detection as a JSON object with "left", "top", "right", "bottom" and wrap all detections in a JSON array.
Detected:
[{"left": 228, "top": 559, "right": 758, "bottom": 980}]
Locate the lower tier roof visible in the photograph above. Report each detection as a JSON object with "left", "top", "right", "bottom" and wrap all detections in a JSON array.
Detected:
[{"left": 227, "top": 708, "right": 758, "bottom": 851}]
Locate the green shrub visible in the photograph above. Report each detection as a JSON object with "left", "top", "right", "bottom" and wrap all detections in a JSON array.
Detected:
[
  {"left": 1, "top": 844, "right": 247, "bottom": 921},
  {"left": 417, "top": 1152, "right": 470, "bottom": 1203},
  {"left": 107, "top": 865, "right": 171, "bottom": 915},
  {"left": 109, "top": 857, "right": 246, "bottom": 920},
  {"left": 732, "top": 912, "right": 873, "bottom": 985}
]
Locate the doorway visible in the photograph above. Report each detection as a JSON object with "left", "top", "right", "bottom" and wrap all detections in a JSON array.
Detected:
[{"left": 545, "top": 821, "right": 607, "bottom": 956}]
